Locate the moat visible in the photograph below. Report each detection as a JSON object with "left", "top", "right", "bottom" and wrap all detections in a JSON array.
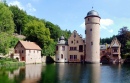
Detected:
[{"left": 0, "top": 63, "right": 130, "bottom": 83}]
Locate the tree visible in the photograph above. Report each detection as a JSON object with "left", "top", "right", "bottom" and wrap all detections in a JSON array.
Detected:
[
  {"left": 9, "top": 5, "right": 27, "bottom": 34},
  {"left": 24, "top": 20, "right": 54, "bottom": 56},
  {"left": 0, "top": 3, "right": 15, "bottom": 55},
  {"left": 117, "top": 26, "right": 130, "bottom": 58},
  {"left": 45, "top": 21, "right": 61, "bottom": 41},
  {"left": 0, "top": 2, "right": 14, "bottom": 34},
  {"left": 0, "top": 32, "right": 10, "bottom": 54}
]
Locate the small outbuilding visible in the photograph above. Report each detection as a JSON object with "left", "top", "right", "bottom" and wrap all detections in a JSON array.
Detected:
[{"left": 13, "top": 41, "right": 42, "bottom": 64}]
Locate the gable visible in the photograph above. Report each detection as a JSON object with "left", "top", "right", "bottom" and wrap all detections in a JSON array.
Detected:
[
  {"left": 110, "top": 37, "right": 121, "bottom": 47},
  {"left": 68, "top": 30, "right": 84, "bottom": 45}
]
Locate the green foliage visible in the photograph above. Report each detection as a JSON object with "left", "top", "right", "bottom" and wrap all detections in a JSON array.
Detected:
[
  {"left": 9, "top": 5, "right": 27, "bottom": 34},
  {"left": 100, "top": 35, "right": 116, "bottom": 44},
  {"left": 62, "top": 29, "right": 71, "bottom": 41},
  {"left": 117, "top": 27, "right": 130, "bottom": 58},
  {"left": 0, "top": 2, "right": 14, "bottom": 34},
  {"left": 45, "top": 21, "right": 62, "bottom": 41},
  {"left": 0, "top": 32, "right": 10, "bottom": 54},
  {"left": 24, "top": 20, "right": 53, "bottom": 55},
  {"left": 9, "top": 36, "right": 19, "bottom": 48}
]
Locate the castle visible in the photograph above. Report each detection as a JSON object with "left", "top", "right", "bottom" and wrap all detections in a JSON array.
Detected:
[{"left": 55, "top": 10, "right": 121, "bottom": 64}]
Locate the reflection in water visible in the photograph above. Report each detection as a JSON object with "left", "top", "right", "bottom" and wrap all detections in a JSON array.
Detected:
[
  {"left": 8, "top": 64, "right": 42, "bottom": 83},
  {"left": 22, "top": 64, "right": 42, "bottom": 83},
  {"left": 56, "top": 63, "right": 100, "bottom": 83},
  {"left": 88, "top": 64, "right": 100, "bottom": 83},
  {"left": 1, "top": 63, "right": 130, "bottom": 83}
]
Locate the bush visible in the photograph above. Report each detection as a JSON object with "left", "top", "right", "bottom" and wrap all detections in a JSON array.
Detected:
[{"left": 12, "top": 59, "right": 18, "bottom": 62}]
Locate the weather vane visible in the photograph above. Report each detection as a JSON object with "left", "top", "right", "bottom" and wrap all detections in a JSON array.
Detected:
[{"left": 92, "top": 6, "right": 93, "bottom": 9}]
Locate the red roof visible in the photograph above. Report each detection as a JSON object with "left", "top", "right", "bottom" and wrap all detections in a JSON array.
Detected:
[{"left": 16, "top": 41, "right": 42, "bottom": 50}]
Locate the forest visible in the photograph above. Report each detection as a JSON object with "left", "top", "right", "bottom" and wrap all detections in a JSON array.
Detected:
[
  {"left": 0, "top": 1, "right": 130, "bottom": 59},
  {"left": 0, "top": 2, "right": 71, "bottom": 56}
]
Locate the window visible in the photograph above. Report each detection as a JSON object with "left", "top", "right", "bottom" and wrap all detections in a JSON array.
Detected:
[
  {"left": 114, "top": 49, "right": 117, "bottom": 52},
  {"left": 29, "top": 50, "right": 31, "bottom": 53},
  {"left": 37, "top": 50, "right": 39, "bottom": 53},
  {"left": 15, "top": 50, "right": 17, "bottom": 53},
  {"left": 74, "top": 55, "right": 77, "bottom": 60},
  {"left": 70, "top": 47, "right": 73, "bottom": 50},
  {"left": 56, "top": 46, "right": 58, "bottom": 51},
  {"left": 57, "top": 58, "right": 59, "bottom": 60},
  {"left": 61, "top": 54, "right": 63, "bottom": 59},
  {"left": 34, "top": 50, "right": 35, "bottom": 53},
  {"left": 91, "top": 42, "right": 93, "bottom": 45},
  {"left": 74, "top": 47, "right": 77, "bottom": 50},
  {"left": 62, "top": 46, "right": 65, "bottom": 51},
  {"left": 90, "top": 28, "right": 92, "bottom": 31},
  {"left": 83, "top": 40, "right": 85, "bottom": 43},
  {"left": 77, "top": 40, "right": 78, "bottom": 43},
  {"left": 71, "top": 41, "right": 73, "bottom": 43},
  {"left": 79, "top": 45, "right": 83, "bottom": 52},
  {"left": 85, "top": 30, "right": 86, "bottom": 34},
  {"left": 70, "top": 55, "right": 73, "bottom": 60},
  {"left": 22, "top": 50, "right": 24, "bottom": 53}
]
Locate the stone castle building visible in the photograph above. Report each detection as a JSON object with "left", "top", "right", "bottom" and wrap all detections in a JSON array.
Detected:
[{"left": 55, "top": 10, "right": 121, "bottom": 63}]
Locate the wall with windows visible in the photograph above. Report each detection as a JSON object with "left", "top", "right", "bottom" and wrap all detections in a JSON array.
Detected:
[
  {"left": 68, "top": 30, "right": 85, "bottom": 62},
  {"left": 14, "top": 42, "right": 42, "bottom": 64},
  {"left": 14, "top": 43, "right": 26, "bottom": 61},
  {"left": 55, "top": 45, "right": 68, "bottom": 62},
  {"left": 26, "top": 49, "right": 41, "bottom": 64}
]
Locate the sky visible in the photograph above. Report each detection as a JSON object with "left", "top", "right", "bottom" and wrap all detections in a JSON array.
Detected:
[{"left": 5, "top": 0, "right": 130, "bottom": 38}]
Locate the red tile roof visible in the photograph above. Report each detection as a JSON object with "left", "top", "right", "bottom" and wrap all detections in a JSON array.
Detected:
[{"left": 18, "top": 41, "right": 41, "bottom": 50}]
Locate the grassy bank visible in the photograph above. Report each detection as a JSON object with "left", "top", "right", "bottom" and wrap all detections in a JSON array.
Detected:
[{"left": 0, "top": 58, "right": 25, "bottom": 67}]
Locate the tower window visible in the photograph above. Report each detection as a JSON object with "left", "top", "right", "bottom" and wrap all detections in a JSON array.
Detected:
[
  {"left": 85, "top": 30, "right": 86, "bottom": 34},
  {"left": 61, "top": 54, "right": 63, "bottom": 59},
  {"left": 56, "top": 46, "right": 58, "bottom": 51},
  {"left": 91, "top": 42, "right": 93, "bottom": 45},
  {"left": 71, "top": 41, "right": 73, "bottom": 43},
  {"left": 90, "top": 29, "right": 92, "bottom": 31},
  {"left": 62, "top": 46, "right": 65, "bottom": 51}
]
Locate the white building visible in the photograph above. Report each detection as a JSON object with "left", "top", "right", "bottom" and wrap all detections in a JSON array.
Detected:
[
  {"left": 55, "top": 36, "right": 68, "bottom": 62},
  {"left": 13, "top": 41, "right": 42, "bottom": 64}
]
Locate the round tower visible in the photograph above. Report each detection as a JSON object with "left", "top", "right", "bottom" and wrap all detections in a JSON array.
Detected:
[
  {"left": 85, "top": 10, "right": 101, "bottom": 63},
  {"left": 55, "top": 36, "right": 68, "bottom": 62}
]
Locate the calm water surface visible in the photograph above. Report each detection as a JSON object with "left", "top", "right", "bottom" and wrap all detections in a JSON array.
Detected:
[{"left": 0, "top": 63, "right": 130, "bottom": 83}]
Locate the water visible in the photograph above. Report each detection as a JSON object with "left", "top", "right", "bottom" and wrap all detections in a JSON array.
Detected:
[{"left": 0, "top": 63, "right": 130, "bottom": 83}]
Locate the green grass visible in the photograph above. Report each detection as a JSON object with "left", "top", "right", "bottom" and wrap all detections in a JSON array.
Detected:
[{"left": 0, "top": 58, "right": 25, "bottom": 67}]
